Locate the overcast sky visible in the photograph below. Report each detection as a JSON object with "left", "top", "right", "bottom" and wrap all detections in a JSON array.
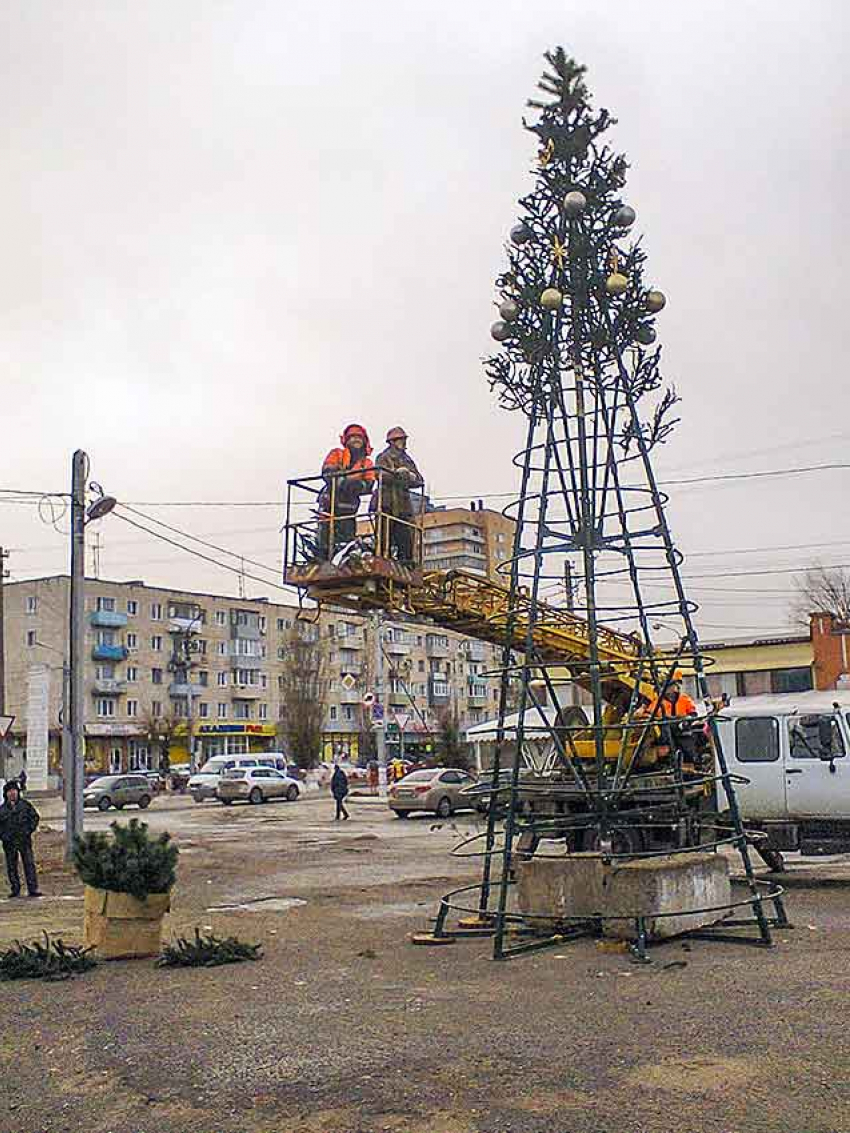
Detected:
[{"left": 1, "top": 1, "right": 848, "bottom": 639}]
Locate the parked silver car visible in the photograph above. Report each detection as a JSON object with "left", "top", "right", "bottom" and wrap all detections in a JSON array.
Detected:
[
  {"left": 83, "top": 774, "right": 154, "bottom": 812},
  {"left": 388, "top": 767, "right": 477, "bottom": 818},
  {"left": 216, "top": 767, "right": 301, "bottom": 805}
]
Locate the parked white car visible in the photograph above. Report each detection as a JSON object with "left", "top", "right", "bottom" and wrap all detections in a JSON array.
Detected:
[
  {"left": 216, "top": 767, "right": 301, "bottom": 805},
  {"left": 189, "top": 756, "right": 271, "bottom": 802}
]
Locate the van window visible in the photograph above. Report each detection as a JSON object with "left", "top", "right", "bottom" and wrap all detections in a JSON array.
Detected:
[
  {"left": 199, "top": 759, "right": 228, "bottom": 774},
  {"left": 789, "top": 715, "right": 845, "bottom": 760},
  {"left": 735, "top": 717, "right": 779, "bottom": 762}
]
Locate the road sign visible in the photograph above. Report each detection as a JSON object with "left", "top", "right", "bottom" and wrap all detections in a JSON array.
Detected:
[
  {"left": 394, "top": 713, "right": 411, "bottom": 732},
  {"left": 362, "top": 692, "right": 375, "bottom": 706},
  {"left": 0, "top": 715, "right": 14, "bottom": 739},
  {"left": 370, "top": 702, "right": 384, "bottom": 723},
  {"left": 341, "top": 673, "right": 356, "bottom": 691}
]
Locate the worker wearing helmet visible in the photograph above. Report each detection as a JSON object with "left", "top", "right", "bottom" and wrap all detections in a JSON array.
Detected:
[
  {"left": 374, "top": 426, "right": 423, "bottom": 565},
  {"left": 315, "top": 424, "right": 376, "bottom": 560},
  {"left": 645, "top": 671, "right": 697, "bottom": 719}
]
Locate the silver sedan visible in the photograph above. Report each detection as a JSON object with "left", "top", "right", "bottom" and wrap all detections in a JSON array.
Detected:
[{"left": 216, "top": 767, "right": 301, "bottom": 805}]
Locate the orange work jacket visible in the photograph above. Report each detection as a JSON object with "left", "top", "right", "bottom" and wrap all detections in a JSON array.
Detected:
[{"left": 646, "top": 691, "right": 697, "bottom": 718}]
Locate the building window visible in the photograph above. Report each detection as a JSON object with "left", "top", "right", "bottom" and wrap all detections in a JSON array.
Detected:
[
  {"left": 233, "top": 701, "right": 252, "bottom": 720},
  {"left": 25, "top": 596, "right": 37, "bottom": 615},
  {"left": 127, "top": 632, "right": 137, "bottom": 649},
  {"left": 329, "top": 706, "right": 338, "bottom": 721},
  {"left": 217, "top": 672, "right": 228, "bottom": 687},
  {"left": 418, "top": 660, "right": 425, "bottom": 672},
  {"left": 259, "top": 703, "right": 268, "bottom": 720},
  {"left": 95, "top": 663, "right": 115, "bottom": 680},
  {"left": 151, "top": 700, "right": 162, "bottom": 717},
  {"left": 126, "top": 666, "right": 138, "bottom": 682},
  {"left": 196, "top": 701, "right": 208, "bottom": 718},
  {"left": 199, "top": 670, "right": 209, "bottom": 687},
  {"left": 218, "top": 642, "right": 227, "bottom": 656},
  {"left": 151, "top": 603, "right": 162, "bottom": 620},
  {"left": 97, "top": 596, "right": 116, "bottom": 612},
  {"left": 127, "top": 600, "right": 138, "bottom": 616},
  {"left": 96, "top": 698, "right": 115, "bottom": 718},
  {"left": 771, "top": 667, "right": 813, "bottom": 694},
  {"left": 126, "top": 700, "right": 138, "bottom": 718},
  {"left": 278, "top": 647, "right": 286, "bottom": 660},
  {"left": 741, "top": 670, "right": 771, "bottom": 697},
  {"left": 215, "top": 611, "right": 227, "bottom": 627},
  {"left": 259, "top": 615, "right": 266, "bottom": 632},
  {"left": 152, "top": 668, "right": 163, "bottom": 685},
  {"left": 151, "top": 635, "right": 163, "bottom": 651},
  {"left": 26, "top": 630, "right": 36, "bottom": 647},
  {"left": 342, "top": 705, "right": 354, "bottom": 722},
  {"left": 217, "top": 703, "right": 228, "bottom": 719},
  {"left": 276, "top": 618, "right": 286, "bottom": 632}
]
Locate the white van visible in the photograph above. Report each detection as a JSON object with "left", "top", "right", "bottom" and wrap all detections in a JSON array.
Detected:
[
  {"left": 715, "top": 690, "right": 850, "bottom": 863},
  {"left": 188, "top": 752, "right": 289, "bottom": 802}
]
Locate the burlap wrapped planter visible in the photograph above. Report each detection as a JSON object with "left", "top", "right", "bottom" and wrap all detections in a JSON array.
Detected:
[{"left": 83, "top": 885, "right": 171, "bottom": 960}]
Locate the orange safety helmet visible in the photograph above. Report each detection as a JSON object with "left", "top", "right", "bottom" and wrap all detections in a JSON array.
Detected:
[
  {"left": 386, "top": 426, "right": 408, "bottom": 442},
  {"left": 340, "top": 423, "right": 372, "bottom": 454}
]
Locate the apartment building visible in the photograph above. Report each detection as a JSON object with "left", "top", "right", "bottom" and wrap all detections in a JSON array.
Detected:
[
  {"left": 420, "top": 503, "right": 514, "bottom": 583},
  {"left": 3, "top": 575, "right": 502, "bottom": 776}
]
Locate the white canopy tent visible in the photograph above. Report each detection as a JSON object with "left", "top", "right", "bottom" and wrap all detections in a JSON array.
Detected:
[{"left": 465, "top": 703, "right": 593, "bottom": 774}]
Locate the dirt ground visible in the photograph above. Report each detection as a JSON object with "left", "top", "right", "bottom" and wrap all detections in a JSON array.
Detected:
[{"left": 2, "top": 792, "right": 850, "bottom": 1133}]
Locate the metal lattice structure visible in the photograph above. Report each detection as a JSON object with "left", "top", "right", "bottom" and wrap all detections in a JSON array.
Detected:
[{"left": 421, "top": 49, "right": 788, "bottom": 959}]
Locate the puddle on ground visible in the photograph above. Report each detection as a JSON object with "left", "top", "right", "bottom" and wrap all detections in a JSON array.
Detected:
[
  {"left": 349, "top": 900, "right": 430, "bottom": 920},
  {"left": 207, "top": 896, "right": 307, "bottom": 913}
]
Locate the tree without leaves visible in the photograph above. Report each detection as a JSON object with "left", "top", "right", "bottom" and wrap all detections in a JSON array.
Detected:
[
  {"left": 435, "top": 703, "right": 472, "bottom": 771},
  {"left": 790, "top": 565, "right": 850, "bottom": 628},
  {"left": 139, "top": 707, "right": 183, "bottom": 773},
  {"left": 278, "top": 627, "right": 329, "bottom": 769}
]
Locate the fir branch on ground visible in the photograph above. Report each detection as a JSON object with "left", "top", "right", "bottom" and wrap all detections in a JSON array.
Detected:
[
  {"left": 73, "top": 818, "right": 178, "bottom": 901},
  {"left": 157, "top": 928, "right": 262, "bottom": 969},
  {"left": 0, "top": 934, "right": 97, "bottom": 981}
]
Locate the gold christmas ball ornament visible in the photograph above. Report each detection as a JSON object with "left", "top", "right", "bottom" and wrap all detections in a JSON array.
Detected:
[
  {"left": 510, "top": 223, "right": 532, "bottom": 246},
  {"left": 613, "top": 204, "right": 636, "bottom": 228},
  {"left": 605, "top": 273, "right": 629, "bottom": 297},
  {"left": 563, "top": 190, "right": 587, "bottom": 217},
  {"left": 490, "top": 320, "right": 512, "bottom": 342},
  {"left": 635, "top": 324, "right": 657, "bottom": 346},
  {"left": 645, "top": 289, "right": 667, "bottom": 313},
  {"left": 498, "top": 298, "right": 520, "bottom": 321},
  {"left": 540, "top": 288, "right": 563, "bottom": 311}
]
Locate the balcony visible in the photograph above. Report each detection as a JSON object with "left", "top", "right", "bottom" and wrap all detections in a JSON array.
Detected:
[
  {"left": 231, "top": 684, "right": 262, "bottom": 699},
  {"left": 384, "top": 633, "right": 412, "bottom": 655},
  {"left": 339, "top": 689, "right": 362, "bottom": 705},
  {"left": 467, "top": 685, "right": 489, "bottom": 705},
  {"left": 388, "top": 689, "right": 410, "bottom": 706},
  {"left": 336, "top": 631, "right": 364, "bottom": 649},
  {"left": 92, "top": 644, "right": 128, "bottom": 662},
  {"left": 426, "top": 635, "right": 450, "bottom": 657},
  {"left": 169, "top": 616, "right": 202, "bottom": 634},
  {"left": 90, "top": 610, "right": 128, "bottom": 629},
  {"left": 231, "top": 622, "right": 261, "bottom": 641},
  {"left": 228, "top": 644, "right": 265, "bottom": 664},
  {"left": 168, "top": 682, "right": 201, "bottom": 698},
  {"left": 93, "top": 679, "right": 126, "bottom": 696},
  {"left": 429, "top": 680, "right": 450, "bottom": 704},
  {"left": 465, "top": 642, "right": 488, "bottom": 663}
]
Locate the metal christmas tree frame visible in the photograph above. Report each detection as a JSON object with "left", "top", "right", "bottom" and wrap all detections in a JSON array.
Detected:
[{"left": 421, "top": 49, "right": 788, "bottom": 960}]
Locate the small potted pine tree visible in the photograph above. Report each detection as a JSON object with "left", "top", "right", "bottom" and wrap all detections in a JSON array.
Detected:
[{"left": 74, "top": 819, "right": 178, "bottom": 960}]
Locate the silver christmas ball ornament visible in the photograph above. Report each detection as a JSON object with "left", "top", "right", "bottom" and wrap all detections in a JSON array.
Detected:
[
  {"left": 498, "top": 298, "right": 520, "bottom": 322},
  {"left": 510, "top": 223, "right": 532, "bottom": 246},
  {"left": 605, "top": 272, "right": 629, "bottom": 297},
  {"left": 540, "top": 288, "right": 563, "bottom": 311},
  {"left": 613, "top": 205, "right": 636, "bottom": 228},
  {"left": 635, "top": 324, "right": 657, "bottom": 346},
  {"left": 490, "top": 320, "right": 512, "bottom": 342},
  {"left": 645, "top": 289, "right": 667, "bottom": 313},
  {"left": 563, "top": 190, "right": 587, "bottom": 217}
]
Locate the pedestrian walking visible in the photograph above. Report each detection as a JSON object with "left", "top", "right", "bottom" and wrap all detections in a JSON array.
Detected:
[
  {"left": 18, "top": 766, "right": 27, "bottom": 793},
  {"left": 331, "top": 764, "right": 350, "bottom": 821},
  {"left": 0, "top": 781, "right": 41, "bottom": 898}
]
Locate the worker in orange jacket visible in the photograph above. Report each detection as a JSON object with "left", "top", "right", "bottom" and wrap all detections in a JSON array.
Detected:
[
  {"left": 316, "top": 424, "right": 376, "bottom": 560},
  {"left": 644, "top": 671, "right": 697, "bottom": 719}
]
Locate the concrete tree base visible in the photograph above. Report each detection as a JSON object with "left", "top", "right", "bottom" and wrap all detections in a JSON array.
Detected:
[{"left": 516, "top": 852, "right": 731, "bottom": 940}]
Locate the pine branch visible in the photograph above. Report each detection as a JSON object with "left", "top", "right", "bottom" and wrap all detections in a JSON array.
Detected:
[{"left": 157, "top": 929, "right": 262, "bottom": 968}]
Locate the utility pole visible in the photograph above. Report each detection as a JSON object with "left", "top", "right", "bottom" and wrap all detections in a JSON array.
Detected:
[
  {"left": 170, "top": 611, "right": 200, "bottom": 773},
  {"left": 371, "top": 612, "right": 387, "bottom": 799},
  {"left": 67, "top": 450, "right": 87, "bottom": 858},
  {"left": 0, "top": 547, "right": 9, "bottom": 783}
]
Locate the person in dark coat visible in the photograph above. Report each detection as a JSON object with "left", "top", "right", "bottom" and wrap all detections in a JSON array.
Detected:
[
  {"left": 17, "top": 766, "right": 27, "bottom": 792},
  {"left": 330, "top": 764, "right": 350, "bottom": 821},
  {"left": 0, "top": 781, "right": 41, "bottom": 898},
  {"left": 373, "top": 426, "right": 423, "bottom": 565}
]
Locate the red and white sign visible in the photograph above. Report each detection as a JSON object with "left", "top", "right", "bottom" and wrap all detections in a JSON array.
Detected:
[
  {"left": 0, "top": 714, "right": 14, "bottom": 739},
  {"left": 393, "top": 713, "right": 411, "bottom": 732}
]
